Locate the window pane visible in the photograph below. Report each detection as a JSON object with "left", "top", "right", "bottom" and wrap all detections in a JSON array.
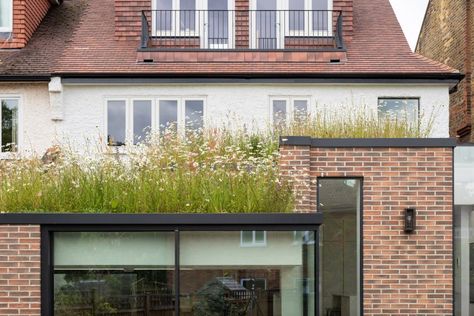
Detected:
[
  {"left": 319, "top": 179, "right": 361, "bottom": 316},
  {"left": 53, "top": 232, "right": 175, "bottom": 316},
  {"left": 1, "top": 99, "right": 18, "bottom": 152},
  {"left": 159, "top": 100, "right": 178, "bottom": 135},
  {"left": 256, "top": 0, "right": 277, "bottom": 48},
  {"left": 378, "top": 98, "right": 419, "bottom": 125},
  {"left": 289, "top": 0, "right": 305, "bottom": 31},
  {"left": 107, "top": 101, "right": 126, "bottom": 146},
  {"left": 208, "top": 0, "right": 229, "bottom": 46},
  {"left": 273, "top": 100, "right": 287, "bottom": 129},
  {"left": 185, "top": 100, "right": 204, "bottom": 132},
  {"left": 255, "top": 230, "right": 266, "bottom": 243},
  {"left": 0, "top": 0, "right": 12, "bottom": 30},
  {"left": 155, "top": 0, "right": 173, "bottom": 32},
  {"left": 313, "top": 0, "right": 329, "bottom": 32},
  {"left": 180, "top": 0, "right": 196, "bottom": 31},
  {"left": 133, "top": 100, "right": 152, "bottom": 145},
  {"left": 180, "top": 231, "right": 316, "bottom": 316},
  {"left": 313, "top": 0, "right": 328, "bottom": 10},
  {"left": 241, "top": 230, "right": 254, "bottom": 245},
  {"left": 294, "top": 100, "right": 308, "bottom": 122}
]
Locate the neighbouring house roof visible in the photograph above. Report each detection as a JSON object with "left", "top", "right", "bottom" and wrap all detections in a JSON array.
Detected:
[
  {"left": 0, "top": 0, "right": 461, "bottom": 80},
  {"left": 0, "top": 0, "right": 87, "bottom": 79}
]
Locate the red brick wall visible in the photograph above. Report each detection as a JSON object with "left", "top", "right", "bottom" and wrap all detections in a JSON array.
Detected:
[
  {"left": 280, "top": 145, "right": 453, "bottom": 315},
  {"left": 116, "top": 0, "right": 353, "bottom": 43},
  {"left": 0, "top": 0, "right": 51, "bottom": 49},
  {"left": 0, "top": 225, "right": 41, "bottom": 316},
  {"left": 417, "top": 0, "right": 472, "bottom": 141}
]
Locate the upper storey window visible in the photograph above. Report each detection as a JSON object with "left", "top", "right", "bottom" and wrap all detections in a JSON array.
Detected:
[{"left": 0, "top": 0, "right": 13, "bottom": 33}]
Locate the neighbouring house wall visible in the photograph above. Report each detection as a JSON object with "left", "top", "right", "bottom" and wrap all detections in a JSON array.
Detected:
[
  {"left": 0, "top": 83, "right": 55, "bottom": 158},
  {"left": 1, "top": 0, "right": 51, "bottom": 49},
  {"left": 0, "top": 225, "right": 41, "bottom": 316},
  {"left": 417, "top": 0, "right": 473, "bottom": 141},
  {"left": 280, "top": 145, "right": 454, "bottom": 315}
]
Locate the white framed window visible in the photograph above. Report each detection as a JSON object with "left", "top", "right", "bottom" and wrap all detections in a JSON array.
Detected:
[
  {"left": 250, "top": 0, "right": 332, "bottom": 48},
  {"left": 106, "top": 97, "right": 205, "bottom": 146},
  {"left": 270, "top": 96, "right": 310, "bottom": 128},
  {"left": 153, "top": 0, "right": 199, "bottom": 36},
  {"left": 285, "top": 0, "right": 332, "bottom": 37},
  {"left": 377, "top": 97, "right": 420, "bottom": 125},
  {"left": 0, "top": 97, "right": 19, "bottom": 154},
  {"left": 240, "top": 230, "right": 267, "bottom": 247},
  {"left": 152, "top": 0, "right": 235, "bottom": 49},
  {"left": 0, "top": 0, "right": 13, "bottom": 33}
]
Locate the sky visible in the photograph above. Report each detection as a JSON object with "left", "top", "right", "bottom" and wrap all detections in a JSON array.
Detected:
[{"left": 389, "top": 0, "right": 430, "bottom": 51}]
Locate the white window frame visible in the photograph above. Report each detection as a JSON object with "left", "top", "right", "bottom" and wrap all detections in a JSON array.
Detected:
[
  {"left": 240, "top": 230, "right": 267, "bottom": 247},
  {"left": 0, "top": 96, "right": 21, "bottom": 158},
  {"left": 104, "top": 98, "right": 129, "bottom": 148},
  {"left": 132, "top": 98, "right": 156, "bottom": 145},
  {"left": 377, "top": 97, "right": 421, "bottom": 125},
  {"left": 250, "top": 0, "right": 333, "bottom": 48},
  {"left": 152, "top": 0, "right": 235, "bottom": 49},
  {"left": 0, "top": 0, "right": 13, "bottom": 33},
  {"left": 104, "top": 96, "right": 206, "bottom": 147},
  {"left": 282, "top": 0, "right": 333, "bottom": 37},
  {"left": 270, "top": 96, "right": 311, "bottom": 127}
]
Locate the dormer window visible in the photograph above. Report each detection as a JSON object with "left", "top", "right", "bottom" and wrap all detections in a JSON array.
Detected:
[{"left": 0, "top": 0, "right": 13, "bottom": 33}]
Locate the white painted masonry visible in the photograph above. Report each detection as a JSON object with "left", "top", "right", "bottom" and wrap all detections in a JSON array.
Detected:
[
  {"left": 1, "top": 80, "right": 451, "bottom": 156},
  {"left": 0, "top": 83, "right": 54, "bottom": 157}
]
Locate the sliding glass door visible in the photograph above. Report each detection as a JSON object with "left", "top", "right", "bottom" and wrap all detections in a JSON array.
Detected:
[{"left": 50, "top": 228, "right": 318, "bottom": 316}]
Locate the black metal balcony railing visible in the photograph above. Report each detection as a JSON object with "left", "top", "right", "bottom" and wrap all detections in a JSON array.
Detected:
[{"left": 141, "top": 10, "right": 344, "bottom": 51}]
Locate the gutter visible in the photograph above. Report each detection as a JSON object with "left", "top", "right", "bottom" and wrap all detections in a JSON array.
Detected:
[{"left": 0, "top": 72, "right": 464, "bottom": 87}]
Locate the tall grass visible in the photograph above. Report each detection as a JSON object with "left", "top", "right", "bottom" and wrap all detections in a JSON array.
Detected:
[{"left": 0, "top": 109, "right": 434, "bottom": 214}]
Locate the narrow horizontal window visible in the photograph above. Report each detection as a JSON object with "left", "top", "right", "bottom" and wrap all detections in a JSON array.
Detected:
[
  {"left": 378, "top": 98, "right": 420, "bottom": 125},
  {"left": 241, "top": 230, "right": 267, "bottom": 247},
  {"left": 107, "top": 100, "right": 126, "bottom": 146},
  {"left": 1, "top": 98, "right": 18, "bottom": 152}
]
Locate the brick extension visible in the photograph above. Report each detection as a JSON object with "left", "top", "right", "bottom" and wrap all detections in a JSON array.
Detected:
[
  {"left": 0, "top": 143, "right": 454, "bottom": 315},
  {"left": 0, "top": 225, "right": 41, "bottom": 316},
  {"left": 280, "top": 144, "right": 453, "bottom": 316}
]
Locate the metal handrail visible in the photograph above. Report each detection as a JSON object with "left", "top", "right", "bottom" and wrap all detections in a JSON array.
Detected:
[{"left": 141, "top": 9, "right": 345, "bottom": 51}]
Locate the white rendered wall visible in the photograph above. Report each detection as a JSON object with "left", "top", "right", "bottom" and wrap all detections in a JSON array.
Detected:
[
  {"left": 0, "top": 83, "right": 54, "bottom": 157},
  {"left": 2, "top": 82, "right": 450, "bottom": 156}
]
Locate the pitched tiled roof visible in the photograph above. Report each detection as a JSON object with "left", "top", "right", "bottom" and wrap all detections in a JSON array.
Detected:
[
  {"left": 0, "top": 0, "right": 87, "bottom": 78},
  {"left": 0, "top": 0, "right": 460, "bottom": 78}
]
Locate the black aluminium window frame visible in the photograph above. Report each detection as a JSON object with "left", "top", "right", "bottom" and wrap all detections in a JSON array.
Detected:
[
  {"left": 377, "top": 97, "right": 421, "bottom": 121},
  {"left": 17, "top": 213, "right": 323, "bottom": 316},
  {"left": 316, "top": 177, "right": 364, "bottom": 316}
]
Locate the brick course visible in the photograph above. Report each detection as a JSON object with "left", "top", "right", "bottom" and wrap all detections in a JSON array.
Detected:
[
  {"left": 0, "top": 225, "right": 41, "bottom": 316},
  {"left": 417, "top": 0, "right": 473, "bottom": 141},
  {"left": 0, "top": 0, "right": 51, "bottom": 49},
  {"left": 280, "top": 145, "right": 453, "bottom": 316}
]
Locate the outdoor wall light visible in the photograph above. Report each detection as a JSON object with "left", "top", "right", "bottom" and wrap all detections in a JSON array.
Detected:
[{"left": 404, "top": 208, "right": 416, "bottom": 233}]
